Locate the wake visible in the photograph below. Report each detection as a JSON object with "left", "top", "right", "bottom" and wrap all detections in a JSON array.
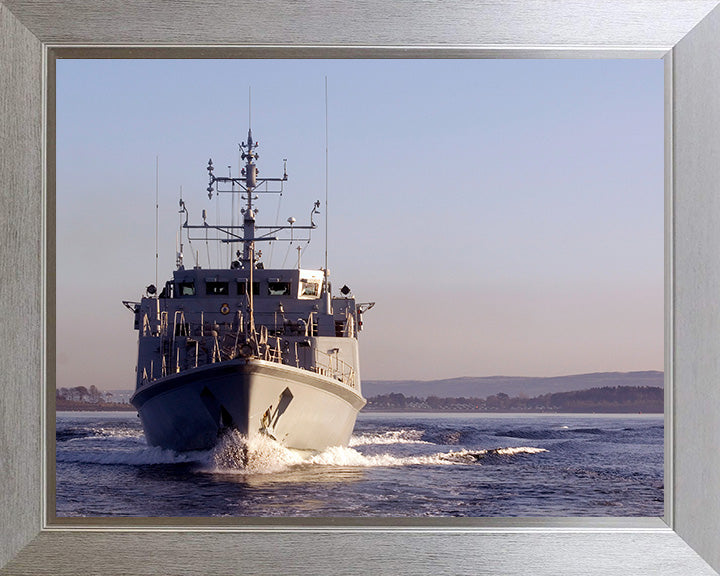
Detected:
[
  {"left": 56, "top": 426, "right": 547, "bottom": 471},
  {"left": 204, "top": 429, "right": 547, "bottom": 475}
]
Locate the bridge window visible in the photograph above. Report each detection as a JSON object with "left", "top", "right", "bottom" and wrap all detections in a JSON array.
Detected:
[
  {"left": 206, "top": 281, "right": 229, "bottom": 296},
  {"left": 301, "top": 281, "right": 320, "bottom": 297},
  {"left": 178, "top": 282, "right": 195, "bottom": 297},
  {"left": 268, "top": 281, "right": 291, "bottom": 296}
]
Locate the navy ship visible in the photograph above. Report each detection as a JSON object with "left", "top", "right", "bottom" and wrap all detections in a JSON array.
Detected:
[{"left": 124, "top": 127, "right": 371, "bottom": 452}]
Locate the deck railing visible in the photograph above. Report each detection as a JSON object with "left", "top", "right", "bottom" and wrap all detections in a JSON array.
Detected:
[
  {"left": 312, "top": 348, "right": 356, "bottom": 389},
  {"left": 138, "top": 317, "right": 357, "bottom": 390}
]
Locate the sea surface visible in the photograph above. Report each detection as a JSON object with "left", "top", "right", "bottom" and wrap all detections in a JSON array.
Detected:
[{"left": 56, "top": 411, "right": 663, "bottom": 517}]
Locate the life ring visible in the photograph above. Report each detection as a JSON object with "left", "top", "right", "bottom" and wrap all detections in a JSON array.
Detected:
[{"left": 220, "top": 303, "right": 230, "bottom": 315}]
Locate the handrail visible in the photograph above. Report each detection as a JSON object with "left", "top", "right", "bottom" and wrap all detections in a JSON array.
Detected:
[
  {"left": 139, "top": 317, "right": 357, "bottom": 390},
  {"left": 312, "top": 348, "right": 356, "bottom": 389}
]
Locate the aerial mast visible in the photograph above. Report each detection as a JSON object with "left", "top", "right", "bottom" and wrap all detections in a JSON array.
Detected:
[
  {"left": 323, "top": 77, "right": 332, "bottom": 314},
  {"left": 241, "top": 128, "right": 259, "bottom": 266}
]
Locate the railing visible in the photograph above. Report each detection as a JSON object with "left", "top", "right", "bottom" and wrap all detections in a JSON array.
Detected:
[
  {"left": 312, "top": 348, "right": 356, "bottom": 389},
  {"left": 138, "top": 316, "right": 357, "bottom": 391}
]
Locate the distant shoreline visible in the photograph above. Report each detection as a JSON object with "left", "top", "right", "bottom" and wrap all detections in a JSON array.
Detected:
[
  {"left": 55, "top": 407, "right": 661, "bottom": 414},
  {"left": 55, "top": 400, "right": 135, "bottom": 412},
  {"left": 364, "top": 386, "right": 663, "bottom": 414},
  {"left": 362, "top": 407, "right": 662, "bottom": 414},
  {"left": 55, "top": 404, "right": 662, "bottom": 414}
]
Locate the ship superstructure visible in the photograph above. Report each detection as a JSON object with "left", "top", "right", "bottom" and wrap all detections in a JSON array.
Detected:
[{"left": 125, "top": 127, "right": 370, "bottom": 452}]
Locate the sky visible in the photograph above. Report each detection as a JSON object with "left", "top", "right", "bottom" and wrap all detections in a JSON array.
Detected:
[{"left": 56, "top": 59, "right": 664, "bottom": 390}]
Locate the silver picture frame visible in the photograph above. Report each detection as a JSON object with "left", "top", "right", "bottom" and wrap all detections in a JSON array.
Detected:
[{"left": 2, "top": 1, "right": 720, "bottom": 574}]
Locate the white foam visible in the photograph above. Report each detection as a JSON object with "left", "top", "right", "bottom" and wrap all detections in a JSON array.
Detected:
[
  {"left": 349, "top": 429, "right": 432, "bottom": 447},
  {"left": 306, "top": 445, "right": 449, "bottom": 467},
  {"left": 492, "top": 446, "right": 548, "bottom": 456},
  {"left": 442, "top": 446, "right": 548, "bottom": 461},
  {"left": 205, "top": 431, "right": 446, "bottom": 474},
  {"left": 204, "top": 431, "right": 548, "bottom": 475},
  {"left": 208, "top": 430, "right": 305, "bottom": 473},
  {"left": 58, "top": 424, "right": 547, "bottom": 471}
]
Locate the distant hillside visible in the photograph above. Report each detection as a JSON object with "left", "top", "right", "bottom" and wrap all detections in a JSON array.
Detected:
[
  {"left": 365, "top": 385, "right": 663, "bottom": 413},
  {"left": 362, "top": 371, "right": 663, "bottom": 399}
]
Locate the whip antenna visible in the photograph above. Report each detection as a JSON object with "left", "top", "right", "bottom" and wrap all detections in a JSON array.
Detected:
[
  {"left": 155, "top": 155, "right": 159, "bottom": 291},
  {"left": 324, "top": 77, "right": 329, "bottom": 283}
]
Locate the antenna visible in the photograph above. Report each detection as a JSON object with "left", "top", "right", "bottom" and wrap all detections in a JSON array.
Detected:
[
  {"left": 155, "top": 156, "right": 159, "bottom": 292},
  {"left": 324, "top": 76, "right": 329, "bottom": 283},
  {"left": 248, "top": 86, "right": 252, "bottom": 130},
  {"left": 215, "top": 174, "right": 220, "bottom": 266},
  {"left": 177, "top": 185, "right": 184, "bottom": 269}
]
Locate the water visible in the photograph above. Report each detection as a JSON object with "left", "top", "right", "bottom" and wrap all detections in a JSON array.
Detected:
[{"left": 56, "top": 411, "right": 663, "bottom": 517}]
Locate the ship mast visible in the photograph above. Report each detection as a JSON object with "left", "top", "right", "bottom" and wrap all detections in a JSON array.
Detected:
[
  {"left": 194, "top": 126, "right": 321, "bottom": 331},
  {"left": 200, "top": 129, "right": 319, "bottom": 271},
  {"left": 240, "top": 128, "right": 258, "bottom": 267},
  {"left": 241, "top": 128, "right": 258, "bottom": 335}
]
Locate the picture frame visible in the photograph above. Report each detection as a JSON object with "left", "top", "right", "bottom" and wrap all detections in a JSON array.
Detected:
[{"left": 2, "top": 1, "right": 720, "bottom": 574}]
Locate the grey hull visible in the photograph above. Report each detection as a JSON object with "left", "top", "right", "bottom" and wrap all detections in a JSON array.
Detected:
[{"left": 130, "top": 359, "right": 366, "bottom": 452}]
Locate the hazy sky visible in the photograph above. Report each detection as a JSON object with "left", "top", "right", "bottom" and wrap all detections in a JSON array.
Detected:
[{"left": 56, "top": 59, "right": 664, "bottom": 390}]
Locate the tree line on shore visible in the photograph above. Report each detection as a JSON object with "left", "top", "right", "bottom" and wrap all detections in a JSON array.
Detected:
[
  {"left": 365, "top": 385, "right": 663, "bottom": 413},
  {"left": 56, "top": 386, "right": 132, "bottom": 410},
  {"left": 56, "top": 385, "right": 115, "bottom": 403}
]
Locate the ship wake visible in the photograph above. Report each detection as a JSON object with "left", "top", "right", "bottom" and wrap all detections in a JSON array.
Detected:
[
  {"left": 56, "top": 422, "right": 548, "bottom": 472},
  {"left": 203, "top": 428, "right": 547, "bottom": 475}
]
